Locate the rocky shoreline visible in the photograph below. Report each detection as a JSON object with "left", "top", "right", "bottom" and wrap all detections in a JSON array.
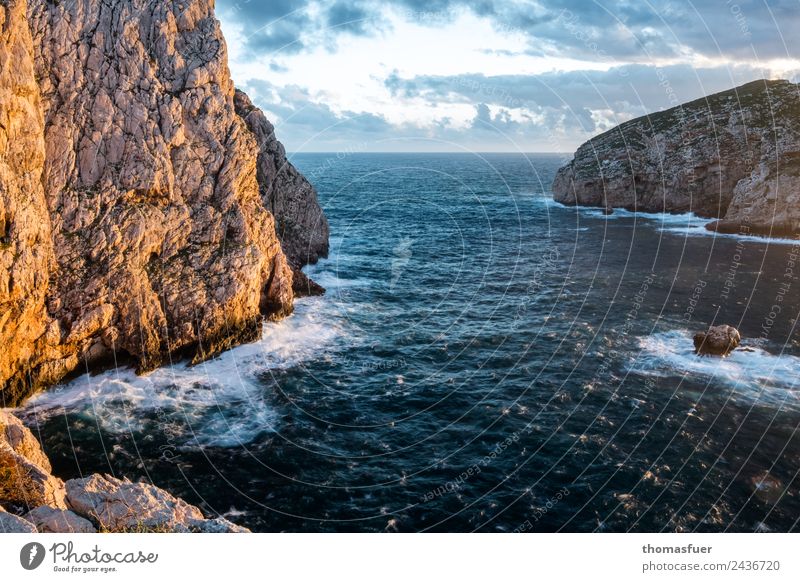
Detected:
[
  {"left": 552, "top": 79, "right": 800, "bottom": 239},
  {"left": 1, "top": 410, "right": 248, "bottom": 533}
]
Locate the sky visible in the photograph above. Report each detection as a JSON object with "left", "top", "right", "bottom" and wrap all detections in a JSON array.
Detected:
[{"left": 216, "top": 0, "right": 800, "bottom": 153}]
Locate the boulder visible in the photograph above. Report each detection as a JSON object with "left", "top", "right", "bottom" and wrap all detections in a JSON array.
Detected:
[
  {"left": 0, "top": 442, "right": 67, "bottom": 510},
  {"left": 0, "top": 412, "right": 67, "bottom": 511},
  {"left": 292, "top": 267, "right": 326, "bottom": 298},
  {"left": 0, "top": 506, "right": 37, "bottom": 533},
  {"left": 693, "top": 325, "right": 741, "bottom": 356},
  {"left": 0, "top": 410, "right": 52, "bottom": 472},
  {"left": 24, "top": 506, "right": 97, "bottom": 533},
  {"left": 175, "top": 517, "right": 251, "bottom": 533},
  {"left": 65, "top": 474, "right": 249, "bottom": 532}
]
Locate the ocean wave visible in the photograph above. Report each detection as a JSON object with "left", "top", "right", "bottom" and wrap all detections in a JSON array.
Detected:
[
  {"left": 633, "top": 329, "right": 800, "bottom": 407},
  {"left": 19, "top": 298, "right": 347, "bottom": 448},
  {"left": 546, "top": 198, "right": 800, "bottom": 246},
  {"left": 544, "top": 198, "right": 712, "bottom": 226}
]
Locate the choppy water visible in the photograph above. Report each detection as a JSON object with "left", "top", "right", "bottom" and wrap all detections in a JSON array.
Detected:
[{"left": 19, "top": 153, "right": 800, "bottom": 532}]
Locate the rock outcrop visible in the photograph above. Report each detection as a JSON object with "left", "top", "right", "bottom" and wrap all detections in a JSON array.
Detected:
[
  {"left": 693, "top": 324, "right": 741, "bottom": 356},
  {"left": 0, "top": 410, "right": 67, "bottom": 510},
  {"left": 0, "top": 0, "right": 328, "bottom": 406},
  {"left": 0, "top": 506, "right": 37, "bottom": 533},
  {"left": 1, "top": 410, "right": 247, "bottom": 532},
  {"left": 24, "top": 506, "right": 97, "bottom": 533},
  {"left": 553, "top": 79, "right": 800, "bottom": 236},
  {"left": 234, "top": 90, "right": 330, "bottom": 270},
  {"left": 0, "top": 0, "right": 56, "bottom": 407}
]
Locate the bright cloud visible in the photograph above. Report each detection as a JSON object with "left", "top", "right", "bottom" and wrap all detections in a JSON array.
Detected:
[{"left": 217, "top": 0, "right": 800, "bottom": 152}]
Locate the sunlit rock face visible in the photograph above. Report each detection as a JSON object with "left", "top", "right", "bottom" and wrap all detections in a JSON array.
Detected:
[
  {"left": 553, "top": 79, "right": 800, "bottom": 236},
  {"left": 0, "top": 0, "right": 327, "bottom": 405}
]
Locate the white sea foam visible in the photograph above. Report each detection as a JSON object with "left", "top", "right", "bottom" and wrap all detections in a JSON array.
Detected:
[
  {"left": 545, "top": 198, "right": 712, "bottom": 225},
  {"left": 633, "top": 329, "right": 800, "bottom": 407},
  {"left": 660, "top": 225, "right": 800, "bottom": 246},
  {"left": 20, "top": 296, "right": 348, "bottom": 448},
  {"left": 547, "top": 197, "right": 800, "bottom": 246}
]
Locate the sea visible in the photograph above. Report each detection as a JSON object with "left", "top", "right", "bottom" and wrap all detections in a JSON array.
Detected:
[{"left": 18, "top": 153, "right": 800, "bottom": 532}]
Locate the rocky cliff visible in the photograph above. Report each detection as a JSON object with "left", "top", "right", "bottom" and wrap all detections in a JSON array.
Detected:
[
  {"left": 0, "top": 0, "right": 328, "bottom": 406},
  {"left": 552, "top": 79, "right": 800, "bottom": 236}
]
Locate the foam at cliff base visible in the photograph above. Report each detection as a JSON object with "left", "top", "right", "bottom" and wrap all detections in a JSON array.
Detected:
[
  {"left": 633, "top": 330, "right": 800, "bottom": 408},
  {"left": 20, "top": 298, "right": 348, "bottom": 448},
  {"left": 660, "top": 225, "right": 800, "bottom": 246},
  {"left": 546, "top": 197, "right": 800, "bottom": 246}
]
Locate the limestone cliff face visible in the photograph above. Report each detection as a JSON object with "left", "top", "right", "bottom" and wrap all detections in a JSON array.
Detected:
[
  {"left": 0, "top": 0, "right": 327, "bottom": 406},
  {"left": 553, "top": 80, "right": 800, "bottom": 235},
  {"left": 0, "top": 0, "right": 55, "bottom": 405},
  {"left": 234, "top": 90, "right": 329, "bottom": 268}
]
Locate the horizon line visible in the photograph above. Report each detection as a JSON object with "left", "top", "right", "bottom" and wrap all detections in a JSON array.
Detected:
[{"left": 287, "top": 151, "right": 572, "bottom": 155}]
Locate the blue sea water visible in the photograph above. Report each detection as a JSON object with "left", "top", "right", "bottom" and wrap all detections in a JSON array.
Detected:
[{"left": 20, "top": 153, "right": 800, "bottom": 532}]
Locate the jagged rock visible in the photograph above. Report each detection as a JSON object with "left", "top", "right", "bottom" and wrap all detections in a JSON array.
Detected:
[
  {"left": 65, "top": 474, "right": 249, "bottom": 532},
  {"left": 553, "top": 79, "right": 800, "bottom": 237},
  {"left": 693, "top": 325, "right": 741, "bottom": 356},
  {"left": 0, "top": 0, "right": 55, "bottom": 407},
  {"left": 0, "top": 409, "right": 66, "bottom": 510},
  {"left": 0, "top": 506, "right": 37, "bottom": 533},
  {"left": 0, "top": 441, "right": 67, "bottom": 511},
  {"left": 234, "top": 89, "right": 330, "bottom": 268},
  {"left": 0, "top": 410, "right": 52, "bottom": 472},
  {"left": 175, "top": 517, "right": 251, "bottom": 533},
  {"left": 1, "top": 0, "right": 331, "bottom": 406},
  {"left": 292, "top": 267, "right": 326, "bottom": 298},
  {"left": 24, "top": 506, "right": 97, "bottom": 533}
]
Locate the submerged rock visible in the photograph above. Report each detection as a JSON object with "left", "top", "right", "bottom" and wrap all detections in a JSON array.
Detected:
[
  {"left": 553, "top": 79, "right": 800, "bottom": 238},
  {"left": 24, "top": 506, "right": 97, "bottom": 533},
  {"left": 693, "top": 325, "right": 741, "bottom": 356}
]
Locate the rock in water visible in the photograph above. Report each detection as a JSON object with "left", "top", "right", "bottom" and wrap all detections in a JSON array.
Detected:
[
  {"left": 552, "top": 79, "right": 800, "bottom": 237},
  {"left": 0, "top": 0, "right": 329, "bottom": 405},
  {"left": 693, "top": 325, "right": 741, "bottom": 356}
]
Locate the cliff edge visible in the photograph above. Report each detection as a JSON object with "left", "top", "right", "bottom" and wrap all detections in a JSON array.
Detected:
[
  {"left": 552, "top": 79, "right": 800, "bottom": 236},
  {"left": 0, "top": 0, "right": 328, "bottom": 406}
]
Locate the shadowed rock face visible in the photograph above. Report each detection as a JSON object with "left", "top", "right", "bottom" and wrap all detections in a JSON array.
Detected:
[
  {"left": 234, "top": 90, "right": 330, "bottom": 269},
  {"left": 553, "top": 79, "right": 800, "bottom": 235},
  {"left": 0, "top": 0, "right": 327, "bottom": 405}
]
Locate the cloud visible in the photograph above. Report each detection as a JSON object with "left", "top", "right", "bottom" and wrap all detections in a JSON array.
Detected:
[
  {"left": 384, "top": 63, "right": 772, "bottom": 115},
  {"left": 219, "top": 0, "right": 800, "bottom": 61},
  {"left": 218, "top": 0, "right": 800, "bottom": 152}
]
